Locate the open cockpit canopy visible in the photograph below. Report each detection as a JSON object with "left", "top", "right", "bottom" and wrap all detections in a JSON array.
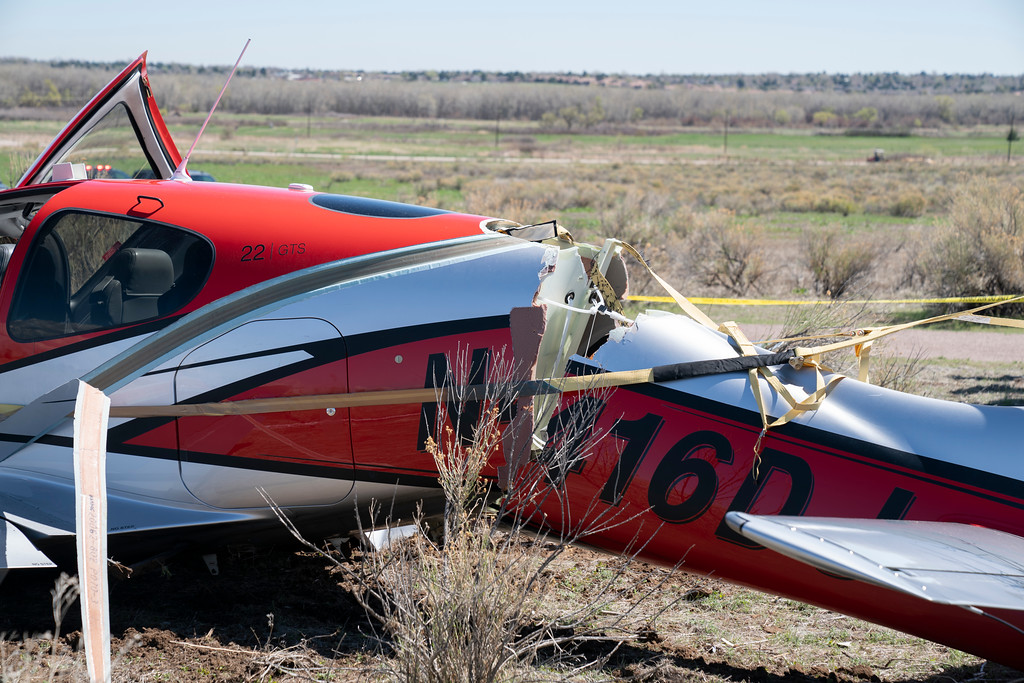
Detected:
[
  {"left": 16, "top": 53, "right": 180, "bottom": 189},
  {"left": 0, "top": 54, "right": 181, "bottom": 240}
]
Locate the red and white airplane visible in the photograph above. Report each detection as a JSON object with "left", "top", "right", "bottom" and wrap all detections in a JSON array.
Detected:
[{"left": 2, "top": 54, "right": 1023, "bottom": 668}]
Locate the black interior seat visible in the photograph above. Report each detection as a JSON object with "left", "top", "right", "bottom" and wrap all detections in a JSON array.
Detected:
[
  {"left": 9, "top": 235, "right": 69, "bottom": 339},
  {"left": 0, "top": 243, "right": 15, "bottom": 281},
  {"left": 158, "top": 241, "right": 213, "bottom": 316},
  {"left": 111, "top": 248, "right": 174, "bottom": 324}
]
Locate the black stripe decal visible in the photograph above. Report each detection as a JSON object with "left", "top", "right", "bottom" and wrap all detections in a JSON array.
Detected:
[
  {"left": 180, "top": 450, "right": 440, "bottom": 488},
  {"left": 877, "top": 488, "right": 917, "bottom": 519},
  {"left": 87, "top": 235, "right": 508, "bottom": 394},
  {"left": 344, "top": 315, "right": 510, "bottom": 357},
  {"left": 147, "top": 336, "right": 346, "bottom": 375},
  {"left": 568, "top": 359, "right": 1024, "bottom": 507},
  {"left": 29, "top": 433, "right": 440, "bottom": 488},
  {"left": 0, "top": 320, "right": 169, "bottom": 376}
]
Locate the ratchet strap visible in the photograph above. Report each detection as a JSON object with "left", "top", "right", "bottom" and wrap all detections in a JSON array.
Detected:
[
  {"left": 11, "top": 239, "right": 1023, "bottom": 478},
  {"left": 719, "top": 320, "right": 845, "bottom": 477},
  {"left": 790, "top": 294, "right": 1024, "bottom": 383},
  {"left": 618, "top": 242, "right": 1024, "bottom": 470},
  {"left": 106, "top": 350, "right": 797, "bottom": 419}
]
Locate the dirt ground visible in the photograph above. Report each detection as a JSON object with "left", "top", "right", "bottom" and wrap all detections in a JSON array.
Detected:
[
  {"left": 877, "top": 328, "right": 1022, "bottom": 362},
  {"left": 2, "top": 332, "right": 1022, "bottom": 682},
  {"left": 2, "top": 536, "right": 1022, "bottom": 682}
]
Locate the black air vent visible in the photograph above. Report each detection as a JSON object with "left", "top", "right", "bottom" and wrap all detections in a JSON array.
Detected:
[{"left": 311, "top": 194, "right": 450, "bottom": 219}]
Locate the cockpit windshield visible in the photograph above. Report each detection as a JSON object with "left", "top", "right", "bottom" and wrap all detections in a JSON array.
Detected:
[
  {"left": 37, "top": 103, "right": 157, "bottom": 183},
  {"left": 15, "top": 54, "right": 180, "bottom": 189}
]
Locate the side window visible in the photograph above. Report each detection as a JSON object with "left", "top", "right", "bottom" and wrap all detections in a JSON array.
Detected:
[{"left": 9, "top": 211, "right": 213, "bottom": 342}]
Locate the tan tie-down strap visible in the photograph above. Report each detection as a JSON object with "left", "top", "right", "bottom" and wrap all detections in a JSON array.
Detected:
[
  {"left": 106, "top": 241, "right": 778, "bottom": 420},
  {"left": 105, "top": 353, "right": 800, "bottom": 419},
  {"left": 719, "top": 321, "right": 844, "bottom": 478},
  {"left": 107, "top": 371, "right": 658, "bottom": 419},
  {"left": 13, "top": 242, "right": 1021, "bottom": 475},
  {"left": 955, "top": 313, "right": 1024, "bottom": 329},
  {"left": 706, "top": 298, "right": 1021, "bottom": 470},
  {"left": 790, "top": 294, "right": 1024, "bottom": 383},
  {"left": 617, "top": 241, "right": 719, "bottom": 330},
  {"left": 618, "top": 241, "right": 1024, "bottom": 470},
  {"left": 621, "top": 243, "right": 846, "bottom": 464}
]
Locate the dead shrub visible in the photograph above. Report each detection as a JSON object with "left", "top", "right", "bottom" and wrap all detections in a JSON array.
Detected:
[
  {"left": 779, "top": 190, "right": 815, "bottom": 213},
  {"left": 890, "top": 191, "right": 926, "bottom": 218},
  {"left": 597, "top": 190, "right": 680, "bottom": 244},
  {"left": 268, "top": 351, "right": 676, "bottom": 682},
  {"left": 814, "top": 192, "right": 860, "bottom": 216},
  {"left": 763, "top": 301, "right": 924, "bottom": 393},
  {"left": 802, "top": 228, "right": 879, "bottom": 299},
  {"left": 595, "top": 190, "right": 694, "bottom": 263},
  {"left": 915, "top": 180, "right": 1024, "bottom": 311},
  {"left": 781, "top": 191, "right": 859, "bottom": 216},
  {"left": 685, "top": 211, "right": 768, "bottom": 296},
  {"left": 869, "top": 351, "right": 926, "bottom": 395},
  {"left": 462, "top": 181, "right": 544, "bottom": 224},
  {"left": 0, "top": 573, "right": 88, "bottom": 682}
]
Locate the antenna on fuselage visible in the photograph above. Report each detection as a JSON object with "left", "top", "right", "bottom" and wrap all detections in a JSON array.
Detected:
[{"left": 171, "top": 38, "right": 251, "bottom": 182}]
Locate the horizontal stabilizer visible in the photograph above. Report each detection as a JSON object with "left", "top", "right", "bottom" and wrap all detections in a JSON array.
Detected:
[
  {"left": 725, "top": 513, "right": 1024, "bottom": 611},
  {"left": 2, "top": 518, "right": 56, "bottom": 569}
]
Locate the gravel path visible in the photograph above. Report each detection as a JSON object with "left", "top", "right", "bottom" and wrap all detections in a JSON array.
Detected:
[
  {"left": 869, "top": 328, "right": 1024, "bottom": 362},
  {"left": 742, "top": 324, "right": 1024, "bottom": 363}
]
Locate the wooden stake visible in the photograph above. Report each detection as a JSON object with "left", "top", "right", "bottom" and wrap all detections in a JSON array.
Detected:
[{"left": 74, "top": 381, "right": 111, "bottom": 683}]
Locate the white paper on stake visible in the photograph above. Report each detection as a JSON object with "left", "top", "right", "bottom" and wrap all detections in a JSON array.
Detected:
[{"left": 73, "top": 380, "right": 111, "bottom": 683}]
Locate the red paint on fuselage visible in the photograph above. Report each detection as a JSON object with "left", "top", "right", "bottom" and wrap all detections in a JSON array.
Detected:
[
  {"left": 522, "top": 386, "right": 1024, "bottom": 666},
  {"left": 0, "top": 179, "right": 491, "bottom": 366}
]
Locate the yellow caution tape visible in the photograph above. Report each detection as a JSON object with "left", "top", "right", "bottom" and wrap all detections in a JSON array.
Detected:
[{"left": 617, "top": 238, "right": 1024, "bottom": 472}]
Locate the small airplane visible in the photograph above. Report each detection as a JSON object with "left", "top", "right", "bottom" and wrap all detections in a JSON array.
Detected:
[{"left": 2, "top": 53, "right": 1023, "bottom": 668}]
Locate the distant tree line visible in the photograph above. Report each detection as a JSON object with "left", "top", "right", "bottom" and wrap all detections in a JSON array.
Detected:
[
  {"left": 0, "top": 58, "right": 1020, "bottom": 129},
  {"left": 391, "top": 69, "right": 1024, "bottom": 95},
  {"left": 7, "top": 57, "right": 1019, "bottom": 92}
]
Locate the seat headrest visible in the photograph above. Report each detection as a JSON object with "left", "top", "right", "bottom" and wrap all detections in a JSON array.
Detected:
[{"left": 115, "top": 248, "right": 174, "bottom": 295}]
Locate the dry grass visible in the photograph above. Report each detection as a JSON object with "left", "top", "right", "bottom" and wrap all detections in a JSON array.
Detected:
[
  {"left": 4, "top": 549, "right": 1012, "bottom": 683},
  {"left": 802, "top": 227, "right": 880, "bottom": 299},
  {"left": 256, "top": 354, "right": 681, "bottom": 682},
  {"left": 1, "top": 112, "right": 1023, "bottom": 681},
  {"left": 909, "top": 179, "right": 1024, "bottom": 311}
]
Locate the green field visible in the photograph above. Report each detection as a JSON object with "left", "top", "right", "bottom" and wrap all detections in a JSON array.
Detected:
[
  {"left": 2, "top": 114, "right": 1021, "bottom": 339},
  {"left": 3, "top": 89, "right": 1024, "bottom": 681},
  {"left": 168, "top": 115, "right": 1013, "bottom": 161},
  {"left": 1, "top": 112, "right": 1017, "bottom": 182}
]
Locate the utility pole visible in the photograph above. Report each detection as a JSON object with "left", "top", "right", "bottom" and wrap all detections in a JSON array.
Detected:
[
  {"left": 1008, "top": 113, "right": 1019, "bottom": 164},
  {"left": 723, "top": 110, "right": 730, "bottom": 159}
]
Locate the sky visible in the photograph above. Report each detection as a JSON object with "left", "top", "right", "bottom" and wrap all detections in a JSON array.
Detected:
[{"left": 1, "top": 0, "right": 1022, "bottom": 75}]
